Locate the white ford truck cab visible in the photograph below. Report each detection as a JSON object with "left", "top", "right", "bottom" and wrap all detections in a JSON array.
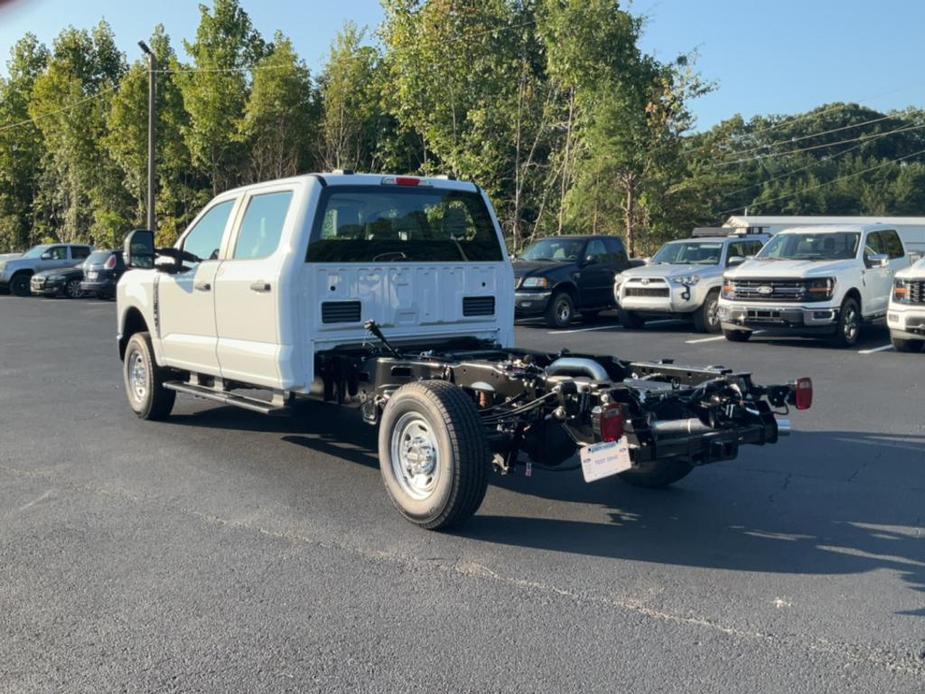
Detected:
[
  {"left": 719, "top": 224, "right": 912, "bottom": 347},
  {"left": 117, "top": 173, "right": 811, "bottom": 530},
  {"left": 888, "top": 257, "right": 925, "bottom": 352},
  {"left": 614, "top": 233, "right": 768, "bottom": 333}
]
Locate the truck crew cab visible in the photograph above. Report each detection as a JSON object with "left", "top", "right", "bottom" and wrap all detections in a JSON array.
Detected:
[
  {"left": 118, "top": 173, "right": 812, "bottom": 530},
  {"left": 888, "top": 256, "right": 925, "bottom": 352},
  {"left": 719, "top": 224, "right": 912, "bottom": 347}
]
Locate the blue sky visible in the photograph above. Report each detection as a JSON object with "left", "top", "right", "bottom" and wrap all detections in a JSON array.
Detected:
[{"left": 0, "top": 0, "right": 921, "bottom": 130}]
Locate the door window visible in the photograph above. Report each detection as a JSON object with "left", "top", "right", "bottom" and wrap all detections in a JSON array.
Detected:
[
  {"left": 864, "top": 232, "right": 886, "bottom": 259},
  {"left": 585, "top": 239, "right": 608, "bottom": 262},
  {"left": 46, "top": 246, "right": 67, "bottom": 260},
  {"left": 233, "top": 191, "right": 293, "bottom": 260},
  {"left": 71, "top": 246, "right": 91, "bottom": 260},
  {"left": 182, "top": 200, "right": 235, "bottom": 263},
  {"left": 879, "top": 230, "right": 904, "bottom": 258},
  {"left": 603, "top": 237, "right": 627, "bottom": 263}
]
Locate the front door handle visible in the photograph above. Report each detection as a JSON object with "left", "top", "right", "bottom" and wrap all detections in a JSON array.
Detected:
[
  {"left": 250, "top": 281, "right": 271, "bottom": 293},
  {"left": 194, "top": 281, "right": 211, "bottom": 292}
]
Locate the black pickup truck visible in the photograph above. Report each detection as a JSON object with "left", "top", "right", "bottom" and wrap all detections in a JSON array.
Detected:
[{"left": 513, "top": 235, "right": 640, "bottom": 328}]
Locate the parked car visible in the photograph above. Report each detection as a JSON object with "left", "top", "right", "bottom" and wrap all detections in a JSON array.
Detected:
[
  {"left": 513, "top": 235, "right": 638, "bottom": 328},
  {"left": 0, "top": 243, "right": 93, "bottom": 296},
  {"left": 887, "top": 256, "right": 925, "bottom": 352},
  {"left": 719, "top": 224, "right": 912, "bottom": 347},
  {"left": 80, "top": 249, "right": 125, "bottom": 299},
  {"left": 116, "top": 172, "right": 811, "bottom": 530},
  {"left": 614, "top": 233, "right": 769, "bottom": 332},
  {"left": 30, "top": 263, "right": 87, "bottom": 298}
]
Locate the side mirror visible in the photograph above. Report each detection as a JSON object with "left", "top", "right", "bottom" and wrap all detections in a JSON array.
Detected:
[
  {"left": 124, "top": 229, "right": 155, "bottom": 269},
  {"left": 40, "top": 252, "right": 51, "bottom": 260},
  {"left": 583, "top": 255, "right": 598, "bottom": 266},
  {"left": 865, "top": 253, "right": 889, "bottom": 269},
  {"left": 727, "top": 255, "right": 746, "bottom": 267}
]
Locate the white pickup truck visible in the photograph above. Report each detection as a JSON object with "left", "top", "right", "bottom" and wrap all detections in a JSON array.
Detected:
[
  {"left": 887, "top": 257, "right": 925, "bottom": 352},
  {"left": 719, "top": 224, "right": 912, "bottom": 347},
  {"left": 117, "top": 173, "right": 811, "bottom": 529}
]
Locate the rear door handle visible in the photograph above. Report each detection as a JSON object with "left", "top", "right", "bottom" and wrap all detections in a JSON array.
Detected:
[
  {"left": 194, "top": 282, "right": 211, "bottom": 292},
  {"left": 250, "top": 281, "right": 271, "bottom": 293}
]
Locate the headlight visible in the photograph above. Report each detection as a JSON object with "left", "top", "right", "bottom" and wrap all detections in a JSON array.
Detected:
[
  {"left": 521, "top": 276, "right": 549, "bottom": 289},
  {"left": 722, "top": 278, "right": 736, "bottom": 298},
  {"left": 671, "top": 274, "right": 701, "bottom": 286},
  {"left": 804, "top": 277, "right": 835, "bottom": 301},
  {"left": 893, "top": 279, "right": 910, "bottom": 303}
]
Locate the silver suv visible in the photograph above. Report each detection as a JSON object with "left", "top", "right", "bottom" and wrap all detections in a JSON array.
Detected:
[
  {"left": 0, "top": 243, "right": 93, "bottom": 296},
  {"left": 614, "top": 234, "right": 768, "bottom": 332}
]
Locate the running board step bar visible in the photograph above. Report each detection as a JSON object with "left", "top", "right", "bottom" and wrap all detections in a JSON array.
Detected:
[{"left": 163, "top": 381, "right": 289, "bottom": 415}]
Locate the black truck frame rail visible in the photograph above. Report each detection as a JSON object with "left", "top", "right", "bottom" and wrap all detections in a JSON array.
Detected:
[{"left": 315, "top": 328, "right": 808, "bottom": 475}]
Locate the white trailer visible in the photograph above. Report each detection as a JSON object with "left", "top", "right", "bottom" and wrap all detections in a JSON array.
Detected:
[{"left": 723, "top": 215, "right": 925, "bottom": 255}]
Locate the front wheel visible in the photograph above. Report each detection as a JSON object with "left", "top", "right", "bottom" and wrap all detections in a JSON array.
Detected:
[
  {"left": 65, "top": 278, "right": 83, "bottom": 299},
  {"left": 378, "top": 381, "right": 490, "bottom": 530},
  {"left": 831, "top": 297, "right": 861, "bottom": 348},
  {"left": 618, "top": 310, "right": 645, "bottom": 329},
  {"left": 692, "top": 289, "right": 721, "bottom": 333},
  {"left": 723, "top": 328, "right": 751, "bottom": 342},
  {"left": 891, "top": 335, "right": 924, "bottom": 353},
  {"left": 618, "top": 459, "right": 693, "bottom": 488},
  {"left": 544, "top": 291, "right": 575, "bottom": 329},
  {"left": 123, "top": 332, "right": 176, "bottom": 420},
  {"left": 9, "top": 273, "right": 30, "bottom": 297}
]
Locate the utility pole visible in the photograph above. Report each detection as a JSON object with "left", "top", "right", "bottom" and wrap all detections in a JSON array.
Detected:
[{"left": 138, "top": 41, "right": 156, "bottom": 233}]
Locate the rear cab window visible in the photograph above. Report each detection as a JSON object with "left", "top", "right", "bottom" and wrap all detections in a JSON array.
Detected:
[{"left": 306, "top": 185, "right": 503, "bottom": 263}]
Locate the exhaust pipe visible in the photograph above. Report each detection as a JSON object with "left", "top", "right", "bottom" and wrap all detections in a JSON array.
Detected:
[{"left": 546, "top": 357, "right": 610, "bottom": 382}]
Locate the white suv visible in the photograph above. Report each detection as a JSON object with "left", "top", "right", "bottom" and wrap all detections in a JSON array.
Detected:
[
  {"left": 887, "top": 257, "right": 925, "bottom": 352},
  {"left": 614, "top": 234, "right": 767, "bottom": 332},
  {"left": 719, "top": 224, "right": 912, "bottom": 347}
]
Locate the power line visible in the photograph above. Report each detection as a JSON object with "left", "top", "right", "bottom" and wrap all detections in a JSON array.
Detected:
[
  {"left": 718, "top": 144, "right": 925, "bottom": 215},
  {"left": 0, "top": 85, "right": 117, "bottom": 134}
]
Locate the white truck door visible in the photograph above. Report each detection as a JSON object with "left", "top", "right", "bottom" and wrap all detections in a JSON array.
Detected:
[
  {"left": 214, "top": 189, "right": 293, "bottom": 388},
  {"left": 862, "top": 230, "right": 893, "bottom": 316},
  {"left": 158, "top": 199, "right": 237, "bottom": 375}
]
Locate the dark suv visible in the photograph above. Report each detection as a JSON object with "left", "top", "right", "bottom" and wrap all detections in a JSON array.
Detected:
[
  {"left": 79, "top": 249, "right": 125, "bottom": 299},
  {"left": 514, "top": 235, "right": 637, "bottom": 328}
]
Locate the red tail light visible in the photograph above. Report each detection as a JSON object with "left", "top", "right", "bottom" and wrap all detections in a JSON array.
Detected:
[
  {"left": 104, "top": 254, "right": 117, "bottom": 270},
  {"left": 395, "top": 176, "right": 420, "bottom": 186},
  {"left": 599, "top": 403, "right": 625, "bottom": 442},
  {"left": 794, "top": 377, "right": 813, "bottom": 410}
]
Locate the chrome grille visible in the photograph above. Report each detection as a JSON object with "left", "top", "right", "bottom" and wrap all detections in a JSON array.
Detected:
[
  {"left": 731, "top": 278, "right": 807, "bottom": 302},
  {"left": 907, "top": 280, "right": 925, "bottom": 304},
  {"left": 625, "top": 286, "right": 669, "bottom": 298}
]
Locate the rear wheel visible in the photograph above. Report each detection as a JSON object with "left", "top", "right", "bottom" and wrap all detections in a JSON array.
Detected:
[
  {"left": 378, "top": 381, "right": 490, "bottom": 530},
  {"left": 891, "top": 335, "right": 924, "bottom": 352},
  {"left": 618, "top": 309, "right": 645, "bottom": 329},
  {"left": 692, "top": 289, "right": 721, "bottom": 333},
  {"left": 544, "top": 291, "right": 574, "bottom": 329},
  {"left": 619, "top": 459, "right": 693, "bottom": 488},
  {"left": 123, "top": 332, "right": 176, "bottom": 420},
  {"left": 831, "top": 297, "right": 861, "bottom": 348},
  {"left": 9, "top": 273, "right": 30, "bottom": 297},
  {"left": 723, "top": 328, "right": 751, "bottom": 342}
]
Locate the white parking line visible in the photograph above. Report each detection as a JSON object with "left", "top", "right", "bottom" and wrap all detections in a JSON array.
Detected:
[
  {"left": 685, "top": 330, "right": 765, "bottom": 344},
  {"left": 857, "top": 344, "right": 894, "bottom": 354},
  {"left": 548, "top": 325, "right": 623, "bottom": 335}
]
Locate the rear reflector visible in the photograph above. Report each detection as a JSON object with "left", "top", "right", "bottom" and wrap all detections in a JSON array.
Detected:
[
  {"left": 794, "top": 377, "right": 813, "bottom": 410},
  {"left": 599, "top": 403, "right": 625, "bottom": 442}
]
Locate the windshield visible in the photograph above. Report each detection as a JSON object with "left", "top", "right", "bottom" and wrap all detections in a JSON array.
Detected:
[
  {"left": 521, "top": 238, "right": 586, "bottom": 262},
  {"left": 307, "top": 186, "right": 503, "bottom": 263},
  {"left": 21, "top": 245, "right": 50, "bottom": 259},
  {"left": 757, "top": 232, "right": 860, "bottom": 261},
  {"left": 652, "top": 241, "right": 724, "bottom": 265},
  {"left": 86, "top": 250, "right": 112, "bottom": 264}
]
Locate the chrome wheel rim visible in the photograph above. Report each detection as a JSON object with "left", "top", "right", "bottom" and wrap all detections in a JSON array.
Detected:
[
  {"left": 843, "top": 307, "right": 858, "bottom": 341},
  {"left": 128, "top": 351, "right": 148, "bottom": 402},
  {"left": 67, "top": 279, "right": 81, "bottom": 298},
  {"left": 390, "top": 412, "right": 440, "bottom": 500},
  {"left": 556, "top": 299, "right": 571, "bottom": 323},
  {"left": 706, "top": 299, "right": 719, "bottom": 327}
]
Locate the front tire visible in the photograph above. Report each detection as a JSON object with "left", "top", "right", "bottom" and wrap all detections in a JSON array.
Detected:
[
  {"left": 831, "top": 297, "right": 861, "bottom": 348},
  {"left": 619, "top": 459, "right": 693, "bottom": 488},
  {"left": 378, "top": 381, "right": 490, "bottom": 530},
  {"left": 65, "top": 278, "right": 83, "bottom": 299},
  {"left": 123, "top": 332, "right": 176, "bottom": 420},
  {"left": 723, "top": 328, "right": 751, "bottom": 342},
  {"left": 891, "top": 335, "right": 924, "bottom": 352},
  {"left": 544, "top": 291, "right": 575, "bottom": 329},
  {"left": 618, "top": 310, "right": 645, "bottom": 329},
  {"left": 9, "top": 273, "right": 30, "bottom": 297},
  {"left": 692, "top": 289, "right": 721, "bottom": 333}
]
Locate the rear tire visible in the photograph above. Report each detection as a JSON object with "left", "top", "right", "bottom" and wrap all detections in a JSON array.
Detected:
[
  {"left": 692, "top": 289, "right": 721, "bottom": 333},
  {"left": 9, "top": 273, "right": 30, "bottom": 297},
  {"left": 619, "top": 459, "right": 693, "bottom": 488},
  {"left": 891, "top": 335, "right": 924, "bottom": 353},
  {"left": 544, "top": 291, "right": 575, "bottom": 329},
  {"left": 831, "top": 297, "right": 861, "bottom": 348},
  {"left": 618, "top": 310, "right": 645, "bottom": 329},
  {"left": 723, "top": 328, "right": 751, "bottom": 342},
  {"left": 123, "top": 332, "right": 176, "bottom": 420},
  {"left": 378, "top": 381, "right": 490, "bottom": 530}
]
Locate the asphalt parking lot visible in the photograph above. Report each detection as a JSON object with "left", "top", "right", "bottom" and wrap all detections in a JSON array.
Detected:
[{"left": 1, "top": 297, "right": 923, "bottom": 693}]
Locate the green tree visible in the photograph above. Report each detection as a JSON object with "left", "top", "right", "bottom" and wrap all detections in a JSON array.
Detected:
[
  {"left": 0, "top": 34, "right": 49, "bottom": 251},
  {"left": 241, "top": 34, "right": 320, "bottom": 181}
]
